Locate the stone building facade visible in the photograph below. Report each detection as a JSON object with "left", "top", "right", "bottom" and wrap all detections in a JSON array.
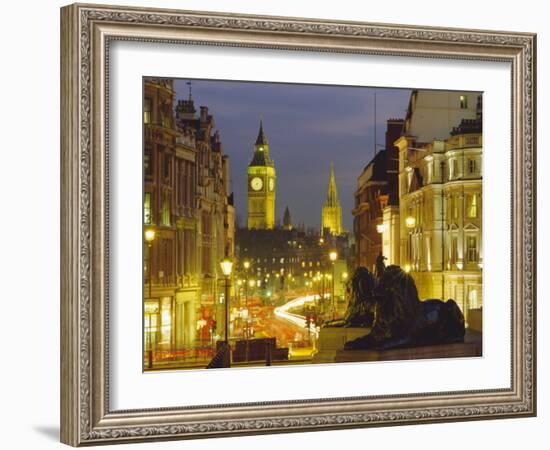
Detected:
[
  {"left": 353, "top": 119, "right": 403, "bottom": 270},
  {"left": 143, "top": 79, "right": 234, "bottom": 358},
  {"left": 396, "top": 90, "right": 482, "bottom": 321}
]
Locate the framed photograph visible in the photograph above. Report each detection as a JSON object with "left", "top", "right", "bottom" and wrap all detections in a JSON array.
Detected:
[{"left": 60, "top": 3, "right": 536, "bottom": 446}]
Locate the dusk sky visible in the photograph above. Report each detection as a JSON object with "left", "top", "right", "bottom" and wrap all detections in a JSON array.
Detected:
[{"left": 174, "top": 78, "right": 411, "bottom": 231}]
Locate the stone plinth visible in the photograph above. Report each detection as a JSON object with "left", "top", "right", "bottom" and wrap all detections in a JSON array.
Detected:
[
  {"left": 334, "top": 329, "right": 482, "bottom": 363},
  {"left": 312, "top": 327, "right": 370, "bottom": 363}
]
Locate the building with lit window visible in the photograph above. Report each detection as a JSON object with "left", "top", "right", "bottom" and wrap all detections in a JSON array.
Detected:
[
  {"left": 143, "top": 79, "right": 234, "bottom": 359},
  {"left": 396, "top": 90, "right": 482, "bottom": 322},
  {"left": 247, "top": 121, "right": 276, "bottom": 230},
  {"left": 235, "top": 227, "right": 349, "bottom": 320},
  {"left": 353, "top": 119, "right": 403, "bottom": 270},
  {"left": 143, "top": 79, "right": 182, "bottom": 354},
  {"left": 175, "top": 96, "right": 235, "bottom": 344}
]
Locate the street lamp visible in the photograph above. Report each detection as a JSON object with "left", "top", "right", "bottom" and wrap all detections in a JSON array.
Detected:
[
  {"left": 144, "top": 228, "right": 155, "bottom": 369},
  {"left": 242, "top": 259, "right": 250, "bottom": 338},
  {"left": 329, "top": 250, "right": 337, "bottom": 319},
  {"left": 144, "top": 229, "right": 155, "bottom": 299},
  {"left": 405, "top": 216, "right": 416, "bottom": 228},
  {"left": 219, "top": 257, "right": 233, "bottom": 358}
]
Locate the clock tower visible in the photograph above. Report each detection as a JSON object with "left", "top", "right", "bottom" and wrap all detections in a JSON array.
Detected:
[{"left": 247, "top": 121, "right": 276, "bottom": 229}]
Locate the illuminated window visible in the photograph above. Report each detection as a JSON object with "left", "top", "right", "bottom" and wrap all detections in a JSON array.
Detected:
[
  {"left": 467, "top": 236, "right": 478, "bottom": 262},
  {"left": 144, "top": 97, "right": 151, "bottom": 123},
  {"left": 160, "top": 297, "right": 172, "bottom": 344},
  {"left": 144, "top": 192, "right": 152, "bottom": 224},
  {"left": 162, "top": 192, "right": 171, "bottom": 226},
  {"left": 468, "top": 159, "right": 476, "bottom": 174},
  {"left": 459, "top": 95, "right": 468, "bottom": 109},
  {"left": 144, "top": 302, "right": 159, "bottom": 350},
  {"left": 467, "top": 194, "right": 478, "bottom": 218},
  {"left": 144, "top": 149, "right": 153, "bottom": 177},
  {"left": 469, "top": 288, "right": 480, "bottom": 309},
  {"left": 451, "top": 236, "right": 458, "bottom": 263},
  {"left": 452, "top": 196, "right": 458, "bottom": 220},
  {"left": 449, "top": 159, "right": 457, "bottom": 179}
]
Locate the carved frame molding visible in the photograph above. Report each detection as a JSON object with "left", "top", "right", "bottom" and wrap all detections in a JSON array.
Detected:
[{"left": 61, "top": 3, "right": 536, "bottom": 446}]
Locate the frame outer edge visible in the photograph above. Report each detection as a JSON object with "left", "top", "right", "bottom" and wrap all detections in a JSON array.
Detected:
[
  {"left": 61, "top": 3, "right": 81, "bottom": 447},
  {"left": 62, "top": 2, "right": 537, "bottom": 445},
  {"left": 525, "top": 33, "right": 536, "bottom": 416},
  {"left": 531, "top": 33, "right": 537, "bottom": 417}
]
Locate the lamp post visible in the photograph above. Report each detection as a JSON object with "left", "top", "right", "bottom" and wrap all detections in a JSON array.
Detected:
[
  {"left": 145, "top": 229, "right": 155, "bottom": 299},
  {"left": 220, "top": 257, "right": 233, "bottom": 367},
  {"left": 329, "top": 250, "right": 337, "bottom": 320},
  {"left": 144, "top": 229, "right": 155, "bottom": 369},
  {"left": 243, "top": 260, "right": 250, "bottom": 338}
]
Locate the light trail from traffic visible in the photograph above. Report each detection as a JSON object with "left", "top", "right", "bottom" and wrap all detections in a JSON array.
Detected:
[{"left": 273, "top": 294, "right": 326, "bottom": 337}]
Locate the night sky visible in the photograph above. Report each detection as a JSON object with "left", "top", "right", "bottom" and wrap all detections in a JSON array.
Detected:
[{"left": 174, "top": 79, "right": 411, "bottom": 231}]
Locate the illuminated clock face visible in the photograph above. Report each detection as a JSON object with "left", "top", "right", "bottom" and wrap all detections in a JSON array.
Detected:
[
  {"left": 268, "top": 178, "right": 275, "bottom": 191},
  {"left": 250, "top": 177, "right": 263, "bottom": 191}
]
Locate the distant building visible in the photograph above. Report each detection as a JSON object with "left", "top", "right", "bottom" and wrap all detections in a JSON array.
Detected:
[
  {"left": 235, "top": 227, "right": 349, "bottom": 315},
  {"left": 283, "top": 206, "right": 293, "bottom": 230},
  {"left": 353, "top": 119, "right": 403, "bottom": 270},
  {"left": 402, "top": 90, "right": 479, "bottom": 142},
  {"left": 247, "top": 121, "right": 276, "bottom": 230},
  {"left": 321, "top": 163, "right": 343, "bottom": 236},
  {"left": 396, "top": 90, "right": 482, "bottom": 320}
]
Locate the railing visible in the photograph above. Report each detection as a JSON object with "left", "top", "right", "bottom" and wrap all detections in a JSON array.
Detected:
[{"left": 447, "top": 134, "right": 482, "bottom": 149}]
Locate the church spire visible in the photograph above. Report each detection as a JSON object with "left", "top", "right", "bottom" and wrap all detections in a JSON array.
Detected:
[
  {"left": 325, "top": 162, "right": 339, "bottom": 207},
  {"left": 283, "top": 206, "right": 292, "bottom": 230},
  {"left": 255, "top": 119, "right": 268, "bottom": 146},
  {"left": 250, "top": 119, "right": 273, "bottom": 167},
  {"left": 321, "top": 163, "right": 343, "bottom": 235}
]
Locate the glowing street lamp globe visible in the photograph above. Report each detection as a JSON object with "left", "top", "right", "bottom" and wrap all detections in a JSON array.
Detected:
[
  {"left": 144, "top": 229, "right": 155, "bottom": 243},
  {"left": 220, "top": 257, "right": 233, "bottom": 277},
  {"left": 243, "top": 260, "right": 250, "bottom": 270},
  {"left": 405, "top": 216, "right": 416, "bottom": 228},
  {"left": 329, "top": 251, "right": 338, "bottom": 262}
]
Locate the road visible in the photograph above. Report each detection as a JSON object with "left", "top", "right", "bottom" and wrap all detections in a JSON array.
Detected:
[{"left": 273, "top": 294, "right": 321, "bottom": 338}]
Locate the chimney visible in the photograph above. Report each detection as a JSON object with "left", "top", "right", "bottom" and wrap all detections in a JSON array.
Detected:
[{"left": 200, "top": 106, "right": 208, "bottom": 122}]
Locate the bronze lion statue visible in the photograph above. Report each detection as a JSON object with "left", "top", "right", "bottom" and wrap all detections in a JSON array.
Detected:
[
  {"left": 332, "top": 265, "right": 465, "bottom": 351},
  {"left": 324, "top": 266, "right": 377, "bottom": 328}
]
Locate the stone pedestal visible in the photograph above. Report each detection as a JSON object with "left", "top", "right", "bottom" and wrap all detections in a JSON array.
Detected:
[
  {"left": 312, "top": 327, "right": 370, "bottom": 363},
  {"left": 334, "top": 329, "right": 482, "bottom": 363}
]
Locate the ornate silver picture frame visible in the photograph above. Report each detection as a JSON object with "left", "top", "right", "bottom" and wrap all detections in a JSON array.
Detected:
[{"left": 60, "top": 3, "right": 536, "bottom": 446}]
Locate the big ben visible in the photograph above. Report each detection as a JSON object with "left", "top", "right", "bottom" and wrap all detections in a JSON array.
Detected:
[{"left": 247, "top": 121, "right": 276, "bottom": 229}]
